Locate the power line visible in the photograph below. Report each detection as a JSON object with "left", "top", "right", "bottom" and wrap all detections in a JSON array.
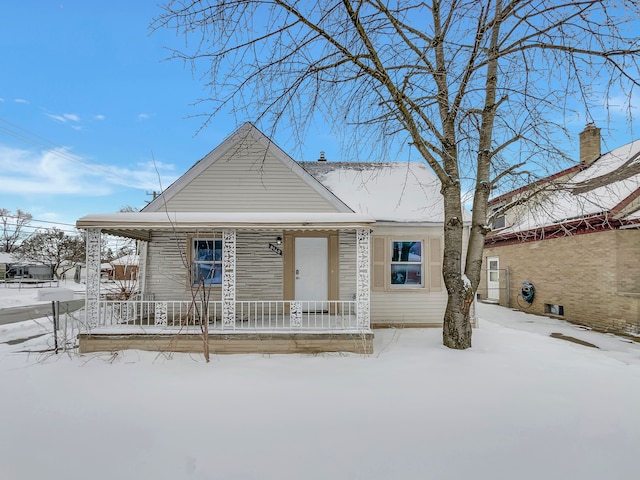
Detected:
[
  {"left": 1, "top": 214, "right": 78, "bottom": 235},
  {"left": 1, "top": 214, "right": 75, "bottom": 228},
  {"left": 0, "top": 116, "right": 125, "bottom": 179}
]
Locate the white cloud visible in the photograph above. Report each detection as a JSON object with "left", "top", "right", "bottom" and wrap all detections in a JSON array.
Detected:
[
  {"left": 137, "top": 160, "right": 176, "bottom": 172},
  {"left": 94, "top": 114, "right": 105, "bottom": 121},
  {"left": 14, "top": 98, "right": 29, "bottom": 104},
  {"left": 137, "top": 113, "right": 151, "bottom": 121},
  {"left": 0, "top": 145, "right": 177, "bottom": 197},
  {"left": 46, "top": 112, "right": 81, "bottom": 123},
  {"left": 46, "top": 113, "right": 67, "bottom": 123}
]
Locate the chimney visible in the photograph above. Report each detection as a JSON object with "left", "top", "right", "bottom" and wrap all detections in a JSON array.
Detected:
[
  {"left": 318, "top": 151, "right": 326, "bottom": 162},
  {"left": 579, "top": 124, "right": 601, "bottom": 166}
]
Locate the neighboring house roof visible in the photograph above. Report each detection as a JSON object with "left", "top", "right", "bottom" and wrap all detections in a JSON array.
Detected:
[
  {"left": 300, "top": 161, "right": 447, "bottom": 224},
  {"left": 488, "top": 136, "right": 640, "bottom": 242},
  {"left": 110, "top": 254, "right": 139, "bottom": 266},
  {"left": 0, "top": 252, "right": 17, "bottom": 264}
]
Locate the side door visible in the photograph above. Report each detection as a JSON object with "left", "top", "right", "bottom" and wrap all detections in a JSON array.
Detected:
[{"left": 486, "top": 256, "right": 500, "bottom": 301}]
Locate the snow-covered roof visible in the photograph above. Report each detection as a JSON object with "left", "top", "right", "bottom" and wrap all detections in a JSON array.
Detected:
[
  {"left": 496, "top": 138, "right": 640, "bottom": 235},
  {"left": 80, "top": 124, "right": 454, "bottom": 233},
  {"left": 301, "top": 161, "right": 450, "bottom": 223},
  {"left": 110, "top": 254, "right": 139, "bottom": 266},
  {"left": 0, "top": 252, "right": 17, "bottom": 264}
]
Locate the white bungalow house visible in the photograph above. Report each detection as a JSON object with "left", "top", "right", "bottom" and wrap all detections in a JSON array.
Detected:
[{"left": 76, "top": 123, "right": 456, "bottom": 354}]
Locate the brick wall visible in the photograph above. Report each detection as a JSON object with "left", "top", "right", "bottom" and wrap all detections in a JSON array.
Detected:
[{"left": 481, "top": 229, "right": 640, "bottom": 334}]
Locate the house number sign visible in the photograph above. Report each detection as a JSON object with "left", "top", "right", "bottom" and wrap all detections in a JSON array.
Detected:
[{"left": 268, "top": 243, "right": 283, "bottom": 256}]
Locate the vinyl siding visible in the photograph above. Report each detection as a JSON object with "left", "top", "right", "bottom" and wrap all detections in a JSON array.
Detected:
[
  {"left": 339, "top": 231, "right": 357, "bottom": 301},
  {"left": 143, "top": 224, "right": 449, "bottom": 325},
  {"left": 370, "top": 225, "right": 447, "bottom": 325},
  {"left": 371, "top": 290, "right": 447, "bottom": 325},
  {"left": 144, "top": 230, "right": 283, "bottom": 302},
  {"left": 162, "top": 143, "right": 340, "bottom": 212},
  {"left": 236, "top": 231, "right": 283, "bottom": 301},
  {"left": 145, "top": 231, "right": 191, "bottom": 301}
]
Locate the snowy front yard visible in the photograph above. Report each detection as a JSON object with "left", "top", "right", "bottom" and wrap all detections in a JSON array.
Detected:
[{"left": 1, "top": 295, "right": 639, "bottom": 480}]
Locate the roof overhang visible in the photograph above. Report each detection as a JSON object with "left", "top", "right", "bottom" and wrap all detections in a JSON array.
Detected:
[
  {"left": 485, "top": 213, "right": 640, "bottom": 247},
  {"left": 77, "top": 212, "right": 377, "bottom": 240}
]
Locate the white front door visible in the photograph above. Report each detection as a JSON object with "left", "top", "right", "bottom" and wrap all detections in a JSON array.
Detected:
[
  {"left": 487, "top": 256, "right": 500, "bottom": 301},
  {"left": 295, "top": 237, "right": 328, "bottom": 311}
]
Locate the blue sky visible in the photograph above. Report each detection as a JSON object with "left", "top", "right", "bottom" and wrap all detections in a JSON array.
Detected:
[
  {"left": 0, "top": 1, "right": 341, "bottom": 234},
  {"left": 1, "top": 1, "right": 638, "bottom": 236}
]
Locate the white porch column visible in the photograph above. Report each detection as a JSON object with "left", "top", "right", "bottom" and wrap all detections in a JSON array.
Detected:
[
  {"left": 356, "top": 229, "right": 371, "bottom": 329},
  {"left": 85, "top": 228, "right": 101, "bottom": 328},
  {"left": 222, "top": 229, "right": 236, "bottom": 328}
]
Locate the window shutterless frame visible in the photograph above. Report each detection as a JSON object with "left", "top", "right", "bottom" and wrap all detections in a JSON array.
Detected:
[
  {"left": 191, "top": 238, "right": 223, "bottom": 286},
  {"left": 390, "top": 240, "right": 424, "bottom": 287}
]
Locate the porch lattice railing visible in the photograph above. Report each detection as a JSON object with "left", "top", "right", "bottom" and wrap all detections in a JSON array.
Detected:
[{"left": 95, "top": 300, "right": 364, "bottom": 332}]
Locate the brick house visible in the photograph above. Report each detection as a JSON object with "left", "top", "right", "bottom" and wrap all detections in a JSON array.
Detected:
[{"left": 480, "top": 125, "right": 640, "bottom": 335}]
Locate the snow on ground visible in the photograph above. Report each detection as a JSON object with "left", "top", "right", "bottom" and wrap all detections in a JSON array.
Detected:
[
  {"left": 0, "top": 279, "right": 86, "bottom": 308},
  {"left": 1, "top": 293, "right": 639, "bottom": 480},
  {"left": 0, "top": 280, "right": 86, "bottom": 344}
]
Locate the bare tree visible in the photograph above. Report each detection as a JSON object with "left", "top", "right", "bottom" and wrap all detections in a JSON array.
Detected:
[
  {"left": 18, "top": 228, "right": 85, "bottom": 280},
  {"left": 154, "top": 1, "right": 640, "bottom": 348},
  {"left": 0, "top": 208, "right": 32, "bottom": 253}
]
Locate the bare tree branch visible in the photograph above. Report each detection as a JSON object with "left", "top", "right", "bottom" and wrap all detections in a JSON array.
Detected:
[{"left": 154, "top": 0, "right": 640, "bottom": 349}]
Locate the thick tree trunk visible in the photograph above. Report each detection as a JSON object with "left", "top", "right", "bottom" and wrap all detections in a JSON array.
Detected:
[
  {"left": 443, "top": 292, "right": 473, "bottom": 349},
  {"left": 440, "top": 179, "right": 475, "bottom": 350}
]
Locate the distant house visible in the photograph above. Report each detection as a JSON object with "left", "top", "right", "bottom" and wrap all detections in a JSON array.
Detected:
[
  {"left": 0, "top": 252, "right": 53, "bottom": 281},
  {"left": 109, "top": 254, "right": 139, "bottom": 281},
  {"left": 481, "top": 125, "right": 640, "bottom": 335},
  {"left": 76, "top": 123, "right": 467, "bottom": 354},
  {"left": 0, "top": 252, "right": 15, "bottom": 280}
]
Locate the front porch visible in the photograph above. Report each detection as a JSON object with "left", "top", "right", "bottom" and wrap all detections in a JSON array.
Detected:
[
  {"left": 89, "top": 299, "right": 362, "bottom": 332},
  {"left": 77, "top": 213, "right": 375, "bottom": 354},
  {"left": 78, "top": 299, "right": 373, "bottom": 355}
]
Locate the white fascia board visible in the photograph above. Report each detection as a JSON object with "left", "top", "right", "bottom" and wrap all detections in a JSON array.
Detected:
[
  {"left": 77, "top": 212, "right": 376, "bottom": 231},
  {"left": 374, "top": 221, "right": 446, "bottom": 227}
]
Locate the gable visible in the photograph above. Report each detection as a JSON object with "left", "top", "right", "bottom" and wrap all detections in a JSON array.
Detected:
[{"left": 144, "top": 124, "right": 350, "bottom": 213}]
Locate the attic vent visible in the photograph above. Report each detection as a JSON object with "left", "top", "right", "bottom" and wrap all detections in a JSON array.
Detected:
[{"left": 318, "top": 151, "right": 326, "bottom": 162}]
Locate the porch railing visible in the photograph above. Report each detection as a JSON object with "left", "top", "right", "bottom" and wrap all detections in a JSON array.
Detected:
[{"left": 95, "top": 300, "right": 363, "bottom": 332}]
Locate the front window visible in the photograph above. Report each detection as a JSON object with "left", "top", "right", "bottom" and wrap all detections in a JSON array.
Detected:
[
  {"left": 390, "top": 241, "right": 423, "bottom": 286},
  {"left": 192, "top": 239, "right": 222, "bottom": 286}
]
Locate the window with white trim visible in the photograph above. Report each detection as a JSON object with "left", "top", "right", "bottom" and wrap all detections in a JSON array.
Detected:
[
  {"left": 390, "top": 241, "right": 423, "bottom": 287},
  {"left": 192, "top": 238, "right": 222, "bottom": 286}
]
